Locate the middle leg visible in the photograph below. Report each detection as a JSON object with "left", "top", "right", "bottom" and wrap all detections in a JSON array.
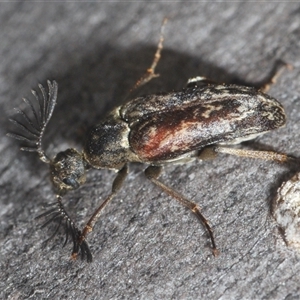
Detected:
[{"left": 145, "top": 165, "right": 219, "bottom": 256}]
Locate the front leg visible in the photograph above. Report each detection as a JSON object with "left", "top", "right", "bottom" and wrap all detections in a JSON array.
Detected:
[{"left": 72, "top": 164, "right": 128, "bottom": 260}]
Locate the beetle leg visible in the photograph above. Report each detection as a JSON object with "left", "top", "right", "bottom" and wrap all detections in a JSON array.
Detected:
[
  {"left": 260, "top": 61, "right": 293, "bottom": 93},
  {"left": 130, "top": 18, "right": 168, "bottom": 93},
  {"left": 213, "top": 146, "right": 294, "bottom": 163},
  {"left": 145, "top": 165, "right": 219, "bottom": 256},
  {"left": 72, "top": 164, "right": 128, "bottom": 260}
]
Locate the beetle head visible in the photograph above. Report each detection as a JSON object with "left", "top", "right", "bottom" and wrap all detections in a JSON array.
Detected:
[{"left": 50, "top": 148, "right": 87, "bottom": 192}]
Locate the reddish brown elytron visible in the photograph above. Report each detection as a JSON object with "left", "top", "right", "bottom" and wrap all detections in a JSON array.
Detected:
[{"left": 124, "top": 87, "right": 286, "bottom": 162}]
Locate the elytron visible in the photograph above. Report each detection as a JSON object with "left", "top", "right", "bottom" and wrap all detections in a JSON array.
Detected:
[{"left": 8, "top": 22, "right": 292, "bottom": 262}]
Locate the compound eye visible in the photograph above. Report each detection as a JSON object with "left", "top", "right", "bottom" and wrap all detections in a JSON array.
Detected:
[{"left": 62, "top": 177, "right": 80, "bottom": 189}]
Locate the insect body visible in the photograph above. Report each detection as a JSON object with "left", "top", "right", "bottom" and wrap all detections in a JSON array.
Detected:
[
  {"left": 83, "top": 83, "right": 286, "bottom": 170},
  {"left": 9, "top": 76, "right": 290, "bottom": 262},
  {"left": 8, "top": 26, "right": 291, "bottom": 262}
]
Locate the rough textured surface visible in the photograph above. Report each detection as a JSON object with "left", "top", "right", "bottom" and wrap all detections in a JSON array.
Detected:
[{"left": 1, "top": 3, "right": 300, "bottom": 299}]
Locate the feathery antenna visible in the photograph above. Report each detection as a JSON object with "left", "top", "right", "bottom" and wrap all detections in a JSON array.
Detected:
[{"left": 8, "top": 80, "right": 58, "bottom": 163}]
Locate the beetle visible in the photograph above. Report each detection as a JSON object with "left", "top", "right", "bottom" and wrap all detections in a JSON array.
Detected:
[{"left": 8, "top": 21, "right": 292, "bottom": 262}]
